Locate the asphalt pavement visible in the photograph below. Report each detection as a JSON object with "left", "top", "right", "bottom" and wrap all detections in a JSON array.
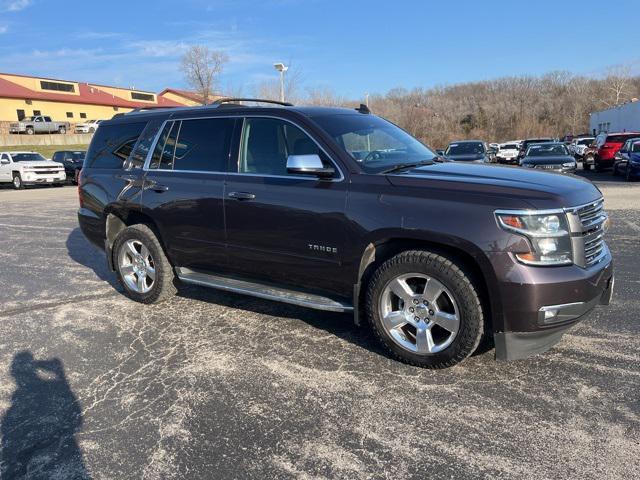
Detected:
[{"left": 0, "top": 175, "right": 638, "bottom": 479}]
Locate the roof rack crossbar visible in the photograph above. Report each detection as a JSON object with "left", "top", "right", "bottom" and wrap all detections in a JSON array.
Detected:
[{"left": 210, "top": 97, "right": 294, "bottom": 107}]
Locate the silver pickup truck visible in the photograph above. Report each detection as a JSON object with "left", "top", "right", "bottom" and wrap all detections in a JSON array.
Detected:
[{"left": 9, "top": 115, "right": 70, "bottom": 135}]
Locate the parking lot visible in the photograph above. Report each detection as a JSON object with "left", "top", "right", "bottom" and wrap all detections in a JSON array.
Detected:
[{"left": 0, "top": 175, "right": 638, "bottom": 479}]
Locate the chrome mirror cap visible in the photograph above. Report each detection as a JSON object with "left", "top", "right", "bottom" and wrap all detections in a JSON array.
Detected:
[{"left": 286, "top": 154, "right": 335, "bottom": 178}]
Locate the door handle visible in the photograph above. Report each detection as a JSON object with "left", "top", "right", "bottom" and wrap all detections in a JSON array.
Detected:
[
  {"left": 228, "top": 191, "right": 256, "bottom": 200},
  {"left": 150, "top": 184, "right": 169, "bottom": 192}
]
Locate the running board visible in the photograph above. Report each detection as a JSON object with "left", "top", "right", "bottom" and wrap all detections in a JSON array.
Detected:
[{"left": 176, "top": 267, "right": 353, "bottom": 313}]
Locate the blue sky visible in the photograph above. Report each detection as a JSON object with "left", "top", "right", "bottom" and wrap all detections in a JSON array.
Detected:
[{"left": 0, "top": 0, "right": 639, "bottom": 99}]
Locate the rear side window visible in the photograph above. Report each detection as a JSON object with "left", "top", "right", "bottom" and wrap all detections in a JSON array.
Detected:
[
  {"left": 86, "top": 122, "right": 146, "bottom": 169},
  {"left": 149, "top": 118, "right": 235, "bottom": 172},
  {"left": 127, "top": 119, "right": 164, "bottom": 169}
]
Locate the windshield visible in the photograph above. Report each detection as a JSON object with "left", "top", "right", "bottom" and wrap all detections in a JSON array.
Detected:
[
  {"left": 21, "top": 116, "right": 35, "bottom": 122},
  {"left": 69, "top": 151, "right": 86, "bottom": 161},
  {"left": 501, "top": 144, "right": 518, "bottom": 150},
  {"left": 10, "top": 153, "right": 47, "bottom": 162},
  {"left": 526, "top": 144, "right": 569, "bottom": 156},
  {"left": 445, "top": 142, "right": 485, "bottom": 156},
  {"left": 577, "top": 138, "right": 593, "bottom": 146},
  {"left": 310, "top": 114, "right": 436, "bottom": 174}
]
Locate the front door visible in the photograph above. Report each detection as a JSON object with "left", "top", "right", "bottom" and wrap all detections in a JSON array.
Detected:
[
  {"left": 224, "top": 116, "right": 351, "bottom": 296},
  {"left": 142, "top": 116, "right": 237, "bottom": 270}
]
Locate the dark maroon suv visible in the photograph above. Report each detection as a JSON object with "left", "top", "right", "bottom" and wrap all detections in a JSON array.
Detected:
[{"left": 77, "top": 99, "right": 614, "bottom": 368}]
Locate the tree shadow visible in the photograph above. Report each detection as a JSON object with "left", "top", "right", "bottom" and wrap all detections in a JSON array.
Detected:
[{"left": 0, "top": 351, "right": 90, "bottom": 480}]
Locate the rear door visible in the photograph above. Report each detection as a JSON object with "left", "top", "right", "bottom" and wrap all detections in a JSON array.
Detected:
[
  {"left": 224, "top": 116, "right": 350, "bottom": 296},
  {"left": 141, "top": 116, "right": 237, "bottom": 270}
]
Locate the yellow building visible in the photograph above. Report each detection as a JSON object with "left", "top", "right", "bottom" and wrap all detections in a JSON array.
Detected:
[{"left": 0, "top": 72, "right": 192, "bottom": 123}]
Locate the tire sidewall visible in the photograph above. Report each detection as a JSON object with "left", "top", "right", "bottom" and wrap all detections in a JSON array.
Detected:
[
  {"left": 367, "top": 252, "right": 483, "bottom": 368},
  {"left": 113, "top": 226, "right": 173, "bottom": 303},
  {"left": 12, "top": 174, "right": 22, "bottom": 189}
]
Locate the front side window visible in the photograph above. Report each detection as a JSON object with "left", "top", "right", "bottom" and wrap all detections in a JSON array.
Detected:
[
  {"left": 238, "top": 117, "right": 333, "bottom": 176},
  {"left": 310, "top": 114, "right": 435, "bottom": 174}
]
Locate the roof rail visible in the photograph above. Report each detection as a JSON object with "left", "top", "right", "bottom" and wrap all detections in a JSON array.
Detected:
[
  {"left": 210, "top": 97, "right": 294, "bottom": 107},
  {"left": 113, "top": 105, "right": 180, "bottom": 118}
]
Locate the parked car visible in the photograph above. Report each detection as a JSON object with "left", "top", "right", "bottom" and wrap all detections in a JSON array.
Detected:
[
  {"left": 623, "top": 141, "right": 640, "bottom": 181},
  {"left": 77, "top": 98, "right": 613, "bottom": 369},
  {"left": 520, "top": 143, "right": 577, "bottom": 174},
  {"left": 52, "top": 150, "right": 86, "bottom": 184},
  {"left": 593, "top": 132, "right": 640, "bottom": 171},
  {"left": 569, "top": 137, "right": 595, "bottom": 159},
  {"left": 612, "top": 137, "right": 640, "bottom": 176},
  {"left": 443, "top": 140, "right": 491, "bottom": 162},
  {"left": 9, "top": 115, "right": 70, "bottom": 135},
  {"left": 0, "top": 151, "right": 66, "bottom": 188},
  {"left": 496, "top": 143, "right": 520, "bottom": 164},
  {"left": 518, "top": 138, "right": 555, "bottom": 161},
  {"left": 75, "top": 119, "right": 103, "bottom": 134}
]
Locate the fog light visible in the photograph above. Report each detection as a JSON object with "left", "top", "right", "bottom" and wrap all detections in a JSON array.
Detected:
[{"left": 544, "top": 309, "right": 558, "bottom": 320}]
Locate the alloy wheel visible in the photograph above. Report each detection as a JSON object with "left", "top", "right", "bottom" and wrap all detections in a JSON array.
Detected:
[
  {"left": 379, "top": 273, "right": 460, "bottom": 354},
  {"left": 118, "top": 239, "right": 156, "bottom": 294}
]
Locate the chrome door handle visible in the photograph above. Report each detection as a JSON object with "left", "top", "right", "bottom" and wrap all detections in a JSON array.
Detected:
[
  {"left": 228, "top": 191, "right": 256, "bottom": 200},
  {"left": 150, "top": 184, "right": 169, "bottom": 192}
]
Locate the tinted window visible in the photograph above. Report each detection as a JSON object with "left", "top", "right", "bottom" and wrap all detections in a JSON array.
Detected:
[
  {"left": 40, "top": 80, "right": 75, "bottom": 92},
  {"left": 86, "top": 122, "right": 146, "bottom": 169},
  {"left": 127, "top": 119, "right": 164, "bottom": 169},
  {"left": 173, "top": 118, "right": 235, "bottom": 172},
  {"left": 150, "top": 122, "right": 179, "bottom": 170},
  {"left": 606, "top": 135, "right": 635, "bottom": 143},
  {"left": 239, "top": 117, "right": 332, "bottom": 176},
  {"left": 131, "top": 92, "right": 155, "bottom": 101},
  {"left": 445, "top": 142, "right": 485, "bottom": 155}
]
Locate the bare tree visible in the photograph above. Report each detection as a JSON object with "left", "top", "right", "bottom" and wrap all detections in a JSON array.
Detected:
[
  {"left": 602, "top": 64, "right": 632, "bottom": 107},
  {"left": 181, "top": 46, "right": 228, "bottom": 105}
]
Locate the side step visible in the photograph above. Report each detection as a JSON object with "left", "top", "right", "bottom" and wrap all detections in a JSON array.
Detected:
[{"left": 176, "top": 267, "right": 353, "bottom": 313}]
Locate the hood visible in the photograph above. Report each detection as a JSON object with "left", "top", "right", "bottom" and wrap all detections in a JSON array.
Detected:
[
  {"left": 444, "top": 153, "right": 486, "bottom": 162},
  {"left": 521, "top": 155, "right": 575, "bottom": 165},
  {"left": 385, "top": 162, "right": 600, "bottom": 210},
  {"left": 18, "top": 161, "right": 64, "bottom": 168}
]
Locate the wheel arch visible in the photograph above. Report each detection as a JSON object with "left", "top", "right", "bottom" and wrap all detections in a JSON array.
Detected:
[
  {"left": 104, "top": 207, "right": 169, "bottom": 271},
  {"left": 354, "top": 236, "right": 502, "bottom": 336}
]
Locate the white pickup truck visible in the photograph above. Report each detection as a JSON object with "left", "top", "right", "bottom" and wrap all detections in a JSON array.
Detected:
[
  {"left": 0, "top": 151, "right": 66, "bottom": 189},
  {"left": 9, "top": 115, "right": 70, "bottom": 135}
]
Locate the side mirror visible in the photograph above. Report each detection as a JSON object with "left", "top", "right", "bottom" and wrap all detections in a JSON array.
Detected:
[
  {"left": 286, "top": 154, "right": 335, "bottom": 178},
  {"left": 435, "top": 149, "right": 444, "bottom": 156},
  {"left": 0, "top": 159, "right": 9, "bottom": 165}
]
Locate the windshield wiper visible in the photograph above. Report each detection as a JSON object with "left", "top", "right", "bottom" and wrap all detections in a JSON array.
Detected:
[{"left": 381, "top": 159, "right": 436, "bottom": 174}]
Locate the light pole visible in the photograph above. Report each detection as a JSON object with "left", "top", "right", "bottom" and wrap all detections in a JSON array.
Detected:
[{"left": 273, "top": 62, "right": 288, "bottom": 102}]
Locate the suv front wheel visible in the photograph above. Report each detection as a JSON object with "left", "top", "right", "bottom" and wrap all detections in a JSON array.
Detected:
[
  {"left": 366, "top": 250, "right": 484, "bottom": 368},
  {"left": 113, "top": 224, "right": 177, "bottom": 303}
]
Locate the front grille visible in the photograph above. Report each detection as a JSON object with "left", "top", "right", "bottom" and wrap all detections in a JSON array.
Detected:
[
  {"left": 535, "top": 164, "right": 562, "bottom": 170},
  {"left": 571, "top": 199, "right": 607, "bottom": 267}
]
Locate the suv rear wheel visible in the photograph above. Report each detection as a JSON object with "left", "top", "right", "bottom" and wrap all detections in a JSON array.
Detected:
[
  {"left": 113, "top": 224, "right": 177, "bottom": 303},
  {"left": 366, "top": 250, "right": 484, "bottom": 368}
]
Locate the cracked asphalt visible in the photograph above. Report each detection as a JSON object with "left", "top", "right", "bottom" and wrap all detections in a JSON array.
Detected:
[{"left": 0, "top": 173, "right": 638, "bottom": 479}]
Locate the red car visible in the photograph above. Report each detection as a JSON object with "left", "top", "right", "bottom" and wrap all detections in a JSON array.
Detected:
[{"left": 595, "top": 132, "right": 640, "bottom": 171}]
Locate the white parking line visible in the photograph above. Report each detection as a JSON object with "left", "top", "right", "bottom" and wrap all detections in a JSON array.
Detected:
[{"left": 0, "top": 222, "right": 74, "bottom": 231}]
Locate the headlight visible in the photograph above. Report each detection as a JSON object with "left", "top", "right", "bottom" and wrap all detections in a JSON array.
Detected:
[
  {"left": 496, "top": 211, "right": 573, "bottom": 266},
  {"left": 562, "top": 162, "right": 576, "bottom": 167}
]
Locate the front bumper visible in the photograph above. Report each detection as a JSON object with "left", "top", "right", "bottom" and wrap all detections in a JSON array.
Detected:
[
  {"left": 22, "top": 173, "right": 66, "bottom": 184},
  {"left": 490, "top": 249, "right": 613, "bottom": 361}
]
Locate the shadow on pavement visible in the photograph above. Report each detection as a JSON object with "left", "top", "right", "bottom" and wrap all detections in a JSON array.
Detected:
[
  {"left": 0, "top": 351, "right": 90, "bottom": 480},
  {"left": 65, "top": 227, "right": 119, "bottom": 288}
]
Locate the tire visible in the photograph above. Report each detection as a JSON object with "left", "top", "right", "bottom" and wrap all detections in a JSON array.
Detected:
[
  {"left": 366, "top": 250, "right": 484, "bottom": 369},
  {"left": 112, "top": 224, "right": 177, "bottom": 304},
  {"left": 26, "top": 127, "right": 34, "bottom": 135},
  {"left": 73, "top": 169, "right": 80, "bottom": 185},
  {"left": 626, "top": 165, "right": 634, "bottom": 182},
  {"left": 12, "top": 173, "right": 23, "bottom": 190},
  {"left": 58, "top": 126, "right": 66, "bottom": 134}
]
